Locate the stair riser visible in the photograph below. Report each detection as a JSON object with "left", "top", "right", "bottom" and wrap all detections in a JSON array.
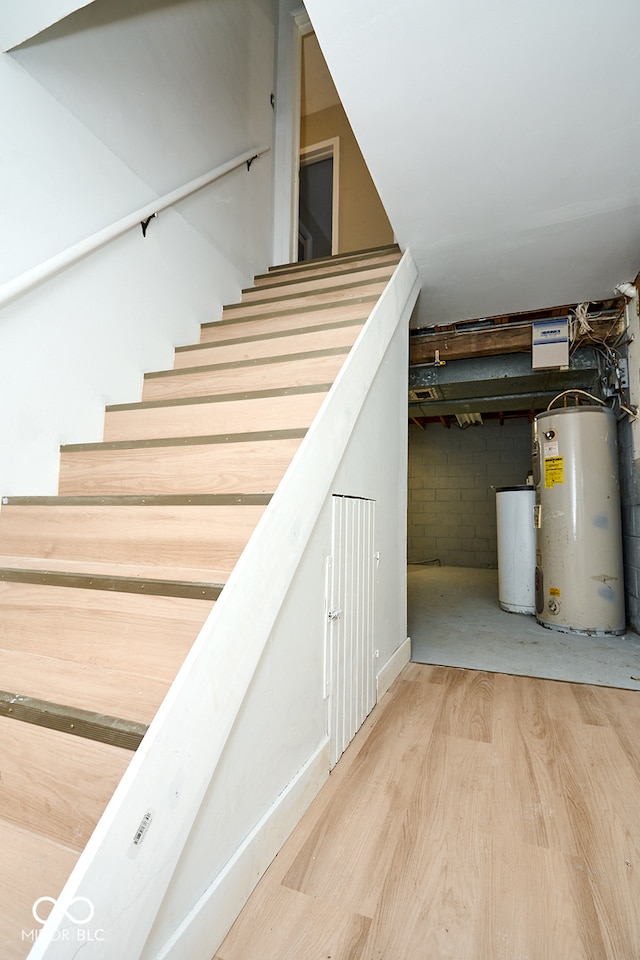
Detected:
[
  {"left": 0, "top": 504, "right": 266, "bottom": 570},
  {"left": 142, "top": 353, "right": 346, "bottom": 402},
  {"left": 0, "top": 581, "right": 211, "bottom": 723},
  {"left": 223, "top": 280, "right": 387, "bottom": 319},
  {"left": 241, "top": 265, "right": 395, "bottom": 302},
  {"left": 0, "top": 581, "right": 211, "bottom": 683},
  {"left": 1, "top": 819, "right": 79, "bottom": 960},
  {"left": 103, "top": 391, "right": 326, "bottom": 442},
  {"left": 253, "top": 250, "right": 400, "bottom": 286},
  {"left": 0, "top": 649, "right": 169, "bottom": 726},
  {"left": 174, "top": 324, "right": 360, "bottom": 370},
  {"left": 200, "top": 300, "right": 371, "bottom": 344},
  {"left": 58, "top": 439, "right": 302, "bottom": 496},
  {"left": 0, "top": 716, "right": 131, "bottom": 850}
]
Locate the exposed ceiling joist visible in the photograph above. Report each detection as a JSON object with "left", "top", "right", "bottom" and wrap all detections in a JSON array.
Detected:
[{"left": 410, "top": 303, "right": 624, "bottom": 366}]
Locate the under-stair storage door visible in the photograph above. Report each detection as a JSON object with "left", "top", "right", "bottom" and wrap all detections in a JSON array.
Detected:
[{"left": 327, "top": 494, "right": 376, "bottom": 768}]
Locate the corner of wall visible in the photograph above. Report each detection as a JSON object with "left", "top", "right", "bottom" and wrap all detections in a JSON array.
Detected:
[{"left": 376, "top": 635, "right": 411, "bottom": 699}]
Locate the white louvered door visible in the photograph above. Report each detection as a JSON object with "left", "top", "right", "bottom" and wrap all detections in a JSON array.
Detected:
[{"left": 326, "top": 494, "right": 376, "bottom": 768}]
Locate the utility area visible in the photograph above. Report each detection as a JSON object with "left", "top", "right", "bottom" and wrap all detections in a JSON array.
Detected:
[{"left": 407, "top": 290, "right": 640, "bottom": 687}]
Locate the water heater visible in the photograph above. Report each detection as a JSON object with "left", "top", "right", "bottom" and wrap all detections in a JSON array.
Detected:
[
  {"left": 496, "top": 486, "right": 536, "bottom": 614},
  {"left": 533, "top": 404, "right": 625, "bottom": 635}
]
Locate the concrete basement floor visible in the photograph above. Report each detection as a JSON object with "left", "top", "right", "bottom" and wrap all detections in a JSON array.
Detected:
[{"left": 408, "top": 564, "right": 640, "bottom": 691}]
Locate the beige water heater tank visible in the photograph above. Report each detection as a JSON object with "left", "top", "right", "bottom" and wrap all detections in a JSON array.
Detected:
[{"left": 533, "top": 404, "right": 625, "bottom": 635}]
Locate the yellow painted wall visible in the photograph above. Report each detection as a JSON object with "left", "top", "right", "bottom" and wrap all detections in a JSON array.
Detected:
[{"left": 300, "top": 104, "right": 394, "bottom": 254}]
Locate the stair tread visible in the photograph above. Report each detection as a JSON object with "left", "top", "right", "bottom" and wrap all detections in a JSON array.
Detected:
[
  {"left": 0, "top": 817, "right": 79, "bottom": 960},
  {"left": 0, "top": 715, "right": 132, "bottom": 850},
  {"left": 173, "top": 318, "right": 362, "bottom": 368},
  {"left": 200, "top": 298, "right": 373, "bottom": 341},
  {"left": 222, "top": 282, "right": 387, "bottom": 319},
  {"left": 0, "top": 581, "right": 210, "bottom": 681},
  {"left": 106, "top": 383, "right": 329, "bottom": 412},
  {"left": 179, "top": 316, "right": 359, "bottom": 352},
  {"left": 57, "top": 435, "right": 303, "bottom": 497},
  {"left": 0, "top": 649, "right": 171, "bottom": 726},
  {"left": 239, "top": 265, "right": 396, "bottom": 302},
  {"left": 144, "top": 346, "right": 348, "bottom": 381},
  {"left": 264, "top": 243, "right": 400, "bottom": 278},
  {"left": 141, "top": 351, "right": 347, "bottom": 402},
  {"left": 103, "top": 388, "right": 327, "bottom": 443},
  {"left": 0, "top": 501, "right": 265, "bottom": 572}
]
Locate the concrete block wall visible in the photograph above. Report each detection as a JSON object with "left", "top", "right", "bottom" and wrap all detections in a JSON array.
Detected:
[{"left": 408, "top": 417, "right": 533, "bottom": 568}]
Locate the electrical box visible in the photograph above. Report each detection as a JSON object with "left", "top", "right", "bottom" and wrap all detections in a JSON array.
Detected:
[{"left": 531, "top": 318, "right": 569, "bottom": 369}]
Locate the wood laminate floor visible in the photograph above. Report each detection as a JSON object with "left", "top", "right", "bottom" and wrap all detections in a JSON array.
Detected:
[{"left": 214, "top": 663, "right": 640, "bottom": 960}]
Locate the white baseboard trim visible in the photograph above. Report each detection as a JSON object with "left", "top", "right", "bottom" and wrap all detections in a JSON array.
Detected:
[
  {"left": 377, "top": 635, "right": 411, "bottom": 699},
  {"left": 154, "top": 737, "right": 330, "bottom": 960}
]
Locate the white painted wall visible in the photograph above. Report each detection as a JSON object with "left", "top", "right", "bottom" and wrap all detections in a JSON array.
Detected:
[
  {"left": 0, "top": 0, "right": 276, "bottom": 495},
  {"left": 0, "top": 0, "right": 96, "bottom": 51}
]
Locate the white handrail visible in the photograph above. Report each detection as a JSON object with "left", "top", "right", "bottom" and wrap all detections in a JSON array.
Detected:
[{"left": 0, "top": 144, "right": 270, "bottom": 310}]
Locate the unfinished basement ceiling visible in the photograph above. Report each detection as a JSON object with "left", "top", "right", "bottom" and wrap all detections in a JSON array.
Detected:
[
  {"left": 407, "top": 297, "right": 626, "bottom": 416},
  {"left": 303, "top": 0, "right": 640, "bottom": 328}
]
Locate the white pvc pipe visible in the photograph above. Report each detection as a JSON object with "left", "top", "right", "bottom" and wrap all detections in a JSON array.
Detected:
[{"left": 0, "top": 144, "right": 270, "bottom": 310}]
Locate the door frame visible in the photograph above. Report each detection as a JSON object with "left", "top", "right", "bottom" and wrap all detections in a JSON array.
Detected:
[
  {"left": 271, "top": 4, "right": 312, "bottom": 265},
  {"left": 324, "top": 495, "right": 376, "bottom": 768},
  {"left": 299, "top": 137, "right": 340, "bottom": 257}
]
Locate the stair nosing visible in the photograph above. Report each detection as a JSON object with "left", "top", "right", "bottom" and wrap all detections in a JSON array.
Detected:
[
  {"left": 175, "top": 316, "right": 362, "bottom": 355},
  {"left": 143, "top": 346, "right": 350, "bottom": 381},
  {"left": 243, "top": 260, "right": 398, "bottom": 296},
  {"left": 222, "top": 293, "right": 381, "bottom": 328},
  {"left": 60, "top": 427, "right": 307, "bottom": 453},
  {"left": 106, "top": 383, "right": 331, "bottom": 413},
  {"left": 232, "top": 275, "right": 388, "bottom": 310},
  {"left": 0, "top": 566, "right": 225, "bottom": 600},
  {"left": 265, "top": 243, "right": 400, "bottom": 276},
  {"left": 206, "top": 295, "right": 377, "bottom": 329},
  {"left": 0, "top": 690, "right": 148, "bottom": 751},
  {"left": 1, "top": 494, "right": 273, "bottom": 507}
]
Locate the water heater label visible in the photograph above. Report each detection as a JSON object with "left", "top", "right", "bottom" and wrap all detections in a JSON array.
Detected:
[
  {"left": 544, "top": 456, "right": 564, "bottom": 488},
  {"left": 543, "top": 441, "right": 559, "bottom": 457},
  {"left": 549, "top": 587, "right": 561, "bottom": 597}
]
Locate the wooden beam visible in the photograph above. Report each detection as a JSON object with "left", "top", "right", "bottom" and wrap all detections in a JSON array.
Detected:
[{"left": 410, "top": 316, "right": 623, "bottom": 365}]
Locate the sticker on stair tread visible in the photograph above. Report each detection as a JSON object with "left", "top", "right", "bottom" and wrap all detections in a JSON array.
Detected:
[
  {"left": 127, "top": 808, "right": 155, "bottom": 858},
  {"left": 544, "top": 456, "right": 564, "bottom": 488}
]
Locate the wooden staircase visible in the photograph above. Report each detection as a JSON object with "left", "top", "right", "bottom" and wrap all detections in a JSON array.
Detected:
[{"left": 0, "top": 243, "right": 401, "bottom": 959}]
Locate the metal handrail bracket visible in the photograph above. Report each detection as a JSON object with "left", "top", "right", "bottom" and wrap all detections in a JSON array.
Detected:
[{"left": 0, "top": 144, "right": 270, "bottom": 310}]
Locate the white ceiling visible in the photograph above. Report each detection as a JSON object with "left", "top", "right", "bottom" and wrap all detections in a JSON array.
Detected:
[{"left": 302, "top": 0, "right": 640, "bottom": 327}]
